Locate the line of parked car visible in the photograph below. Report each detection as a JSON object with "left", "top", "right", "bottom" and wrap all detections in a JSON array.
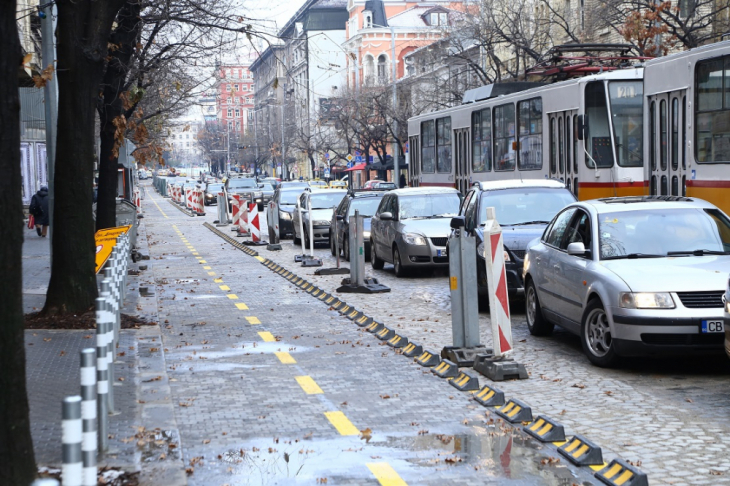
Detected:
[{"left": 265, "top": 177, "right": 730, "bottom": 368}]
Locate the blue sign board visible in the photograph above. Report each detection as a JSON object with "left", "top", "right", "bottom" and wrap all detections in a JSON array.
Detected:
[
  {"left": 355, "top": 156, "right": 363, "bottom": 163},
  {"left": 347, "top": 161, "right": 354, "bottom": 168}
]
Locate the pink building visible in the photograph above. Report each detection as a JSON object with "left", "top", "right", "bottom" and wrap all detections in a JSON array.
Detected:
[{"left": 216, "top": 65, "right": 255, "bottom": 134}]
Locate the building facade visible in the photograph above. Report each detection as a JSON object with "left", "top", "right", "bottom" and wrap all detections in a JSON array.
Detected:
[{"left": 215, "top": 64, "right": 255, "bottom": 135}]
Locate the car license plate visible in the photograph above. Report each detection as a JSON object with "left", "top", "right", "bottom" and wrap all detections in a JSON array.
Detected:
[
  {"left": 701, "top": 320, "right": 724, "bottom": 333},
  {"left": 437, "top": 249, "right": 444, "bottom": 257}
]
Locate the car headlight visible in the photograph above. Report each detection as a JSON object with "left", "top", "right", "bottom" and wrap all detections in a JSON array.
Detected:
[
  {"left": 404, "top": 233, "right": 427, "bottom": 245},
  {"left": 619, "top": 292, "right": 676, "bottom": 309},
  {"left": 280, "top": 211, "right": 292, "bottom": 220},
  {"left": 254, "top": 191, "right": 263, "bottom": 197},
  {"left": 314, "top": 220, "right": 330, "bottom": 226},
  {"left": 363, "top": 230, "right": 371, "bottom": 239}
]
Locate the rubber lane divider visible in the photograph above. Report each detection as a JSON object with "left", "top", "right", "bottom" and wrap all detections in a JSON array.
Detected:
[
  {"left": 258, "top": 332, "right": 276, "bottom": 342},
  {"left": 474, "top": 385, "right": 506, "bottom": 407},
  {"left": 402, "top": 342, "right": 422, "bottom": 357},
  {"left": 324, "top": 411, "right": 359, "bottom": 436},
  {"left": 375, "top": 327, "right": 395, "bottom": 341},
  {"left": 167, "top": 198, "right": 196, "bottom": 217},
  {"left": 203, "top": 221, "right": 648, "bottom": 481},
  {"left": 275, "top": 352, "right": 296, "bottom": 364},
  {"left": 449, "top": 370, "right": 480, "bottom": 391},
  {"left": 203, "top": 223, "right": 258, "bottom": 257},
  {"left": 386, "top": 335, "right": 408, "bottom": 348},
  {"left": 415, "top": 350, "right": 440, "bottom": 367},
  {"left": 295, "top": 376, "right": 323, "bottom": 395},
  {"left": 432, "top": 359, "right": 459, "bottom": 378},
  {"left": 366, "top": 462, "right": 408, "bottom": 486},
  {"left": 523, "top": 415, "right": 566, "bottom": 443},
  {"left": 594, "top": 459, "right": 648, "bottom": 486},
  {"left": 558, "top": 435, "right": 603, "bottom": 466},
  {"left": 495, "top": 398, "right": 533, "bottom": 423}
]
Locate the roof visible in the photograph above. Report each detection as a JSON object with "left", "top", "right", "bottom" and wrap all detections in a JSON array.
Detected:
[
  {"left": 386, "top": 6, "right": 430, "bottom": 28},
  {"left": 279, "top": 0, "right": 348, "bottom": 36},
  {"left": 475, "top": 179, "right": 568, "bottom": 191},
  {"left": 388, "top": 187, "right": 459, "bottom": 196},
  {"left": 364, "top": 0, "right": 388, "bottom": 27},
  {"left": 583, "top": 196, "right": 713, "bottom": 212}
]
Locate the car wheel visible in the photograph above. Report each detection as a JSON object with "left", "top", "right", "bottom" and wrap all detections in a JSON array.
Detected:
[
  {"left": 393, "top": 247, "right": 407, "bottom": 278},
  {"left": 344, "top": 238, "right": 350, "bottom": 262},
  {"left": 330, "top": 235, "right": 337, "bottom": 256},
  {"left": 525, "top": 278, "right": 553, "bottom": 336},
  {"left": 581, "top": 299, "right": 619, "bottom": 367},
  {"left": 304, "top": 229, "right": 310, "bottom": 249},
  {"left": 293, "top": 229, "right": 301, "bottom": 246},
  {"left": 371, "top": 240, "right": 384, "bottom": 270}
]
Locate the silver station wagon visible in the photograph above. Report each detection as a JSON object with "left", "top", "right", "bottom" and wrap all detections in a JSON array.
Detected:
[{"left": 523, "top": 196, "right": 730, "bottom": 367}]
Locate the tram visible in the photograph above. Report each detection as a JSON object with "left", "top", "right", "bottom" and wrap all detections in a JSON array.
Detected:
[{"left": 407, "top": 41, "right": 730, "bottom": 213}]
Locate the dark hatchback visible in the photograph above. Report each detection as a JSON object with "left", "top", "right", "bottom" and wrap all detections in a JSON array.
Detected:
[
  {"left": 203, "top": 182, "right": 224, "bottom": 206},
  {"left": 268, "top": 187, "right": 307, "bottom": 239},
  {"left": 331, "top": 191, "right": 386, "bottom": 261},
  {"left": 454, "top": 180, "right": 576, "bottom": 309}
]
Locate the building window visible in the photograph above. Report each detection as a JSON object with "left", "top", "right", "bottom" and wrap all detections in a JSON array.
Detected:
[
  {"left": 363, "top": 11, "right": 372, "bottom": 28},
  {"left": 377, "top": 55, "right": 387, "bottom": 83},
  {"left": 235, "top": 109, "right": 240, "bottom": 117},
  {"left": 429, "top": 12, "right": 448, "bottom": 26},
  {"left": 236, "top": 121, "right": 241, "bottom": 130},
  {"left": 234, "top": 84, "right": 239, "bottom": 92},
  {"left": 227, "top": 97, "right": 232, "bottom": 104},
  {"left": 248, "top": 110, "right": 254, "bottom": 120},
  {"left": 364, "top": 55, "right": 375, "bottom": 84},
  {"left": 228, "top": 121, "right": 233, "bottom": 130},
  {"left": 227, "top": 108, "right": 232, "bottom": 117},
  {"left": 242, "top": 84, "right": 248, "bottom": 91}
]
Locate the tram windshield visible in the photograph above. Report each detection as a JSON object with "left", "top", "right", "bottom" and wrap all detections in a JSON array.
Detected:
[
  {"left": 608, "top": 81, "right": 643, "bottom": 167},
  {"left": 585, "top": 82, "right": 614, "bottom": 168}
]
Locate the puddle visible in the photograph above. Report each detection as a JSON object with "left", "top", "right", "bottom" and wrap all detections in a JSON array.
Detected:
[
  {"left": 175, "top": 279, "right": 200, "bottom": 284},
  {"left": 167, "top": 342, "right": 309, "bottom": 362},
  {"left": 185, "top": 427, "right": 593, "bottom": 485}
]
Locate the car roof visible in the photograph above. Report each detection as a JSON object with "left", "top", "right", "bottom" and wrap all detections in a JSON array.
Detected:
[
  {"left": 579, "top": 196, "right": 717, "bottom": 212},
  {"left": 475, "top": 179, "right": 568, "bottom": 191},
  {"left": 350, "top": 191, "right": 385, "bottom": 199},
  {"left": 388, "top": 187, "right": 460, "bottom": 196},
  {"left": 307, "top": 188, "right": 347, "bottom": 194}
]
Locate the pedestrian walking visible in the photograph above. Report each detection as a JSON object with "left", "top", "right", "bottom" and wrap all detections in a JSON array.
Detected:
[{"left": 29, "top": 185, "right": 50, "bottom": 237}]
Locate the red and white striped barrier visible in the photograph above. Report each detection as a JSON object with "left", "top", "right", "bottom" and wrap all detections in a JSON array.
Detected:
[
  {"left": 194, "top": 189, "right": 205, "bottom": 216},
  {"left": 249, "top": 203, "right": 261, "bottom": 242},
  {"left": 231, "top": 194, "right": 242, "bottom": 229},
  {"left": 133, "top": 188, "right": 142, "bottom": 214},
  {"left": 186, "top": 187, "right": 194, "bottom": 210},
  {"left": 237, "top": 201, "right": 251, "bottom": 236},
  {"left": 483, "top": 207, "right": 513, "bottom": 358}
]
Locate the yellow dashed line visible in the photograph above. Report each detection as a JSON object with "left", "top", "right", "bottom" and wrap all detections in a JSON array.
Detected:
[
  {"left": 214, "top": 278, "right": 223, "bottom": 283},
  {"left": 245, "top": 316, "right": 259, "bottom": 324},
  {"left": 203, "top": 266, "right": 212, "bottom": 270},
  {"left": 367, "top": 463, "right": 407, "bottom": 486},
  {"left": 324, "top": 411, "right": 359, "bottom": 436},
  {"left": 235, "top": 303, "right": 249, "bottom": 310},
  {"left": 192, "top": 252, "right": 199, "bottom": 255},
  {"left": 258, "top": 331, "right": 275, "bottom": 342},
  {"left": 295, "top": 376, "right": 323, "bottom": 395},
  {"left": 275, "top": 352, "right": 296, "bottom": 364},
  {"left": 148, "top": 194, "right": 169, "bottom": 218},
  {"left": 227, "top": 294, "right": 239, "bottom": 300},
  {"left": 219, "top": 285, "right": 230, "bottom": 291},
  {"left": 207, "top": 271, "right": 215, "bottom": 276},
  {"left": 199, "top": 260, "right": 207, "bottom": 264},
  {"left": 196, "top": 257, "right": 202, "bottom": 260}
]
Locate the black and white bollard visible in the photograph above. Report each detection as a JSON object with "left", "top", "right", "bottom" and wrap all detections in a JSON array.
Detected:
[
  {"left": 79, "top": 349, "right": 97, "bottom": 485},
  {"left": 62, "top": 396, "right": 83, "bottom": 486},
  {"left": 95, "top": 297, "right": 110, "bottom": 452},
  {"left": 99, "top": 279, "right": 115, "bottom": 411}
]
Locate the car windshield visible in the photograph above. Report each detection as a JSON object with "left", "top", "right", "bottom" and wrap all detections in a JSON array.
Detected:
[
  {"left": 206, "top": 184, "right": 223, "bottom": 192},
  {"left": 599, "top": 207, "right": 730, "bottom": 259},
  {"left": 258, "top": 183, "right": 274, "bottom": 191},
  {"left": 375, "top": 183, "right": 397, "bottom": 190},
  {"left": 310, "top": 192, "right": 346, "bottom": 209},
  {"left": 348, "top": 197, "right": 383, "bottom": 217},
  {"left": 228, "top": 178, "right": 257, "bottom": 188},
  {"left": 399, "top": 194, "right": 460, "bottom": 219},
  {"left": 310, "top": 181, "right": 327, "bottom": 187},
  {"left": 279, "top": 191, "right": 301, "bottom": 205},
  {"left": 478, "top": 188, "right": 576, "bottom": 226}
]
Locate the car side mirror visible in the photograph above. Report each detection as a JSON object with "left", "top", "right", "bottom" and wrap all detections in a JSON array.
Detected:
[
  {"left": 567, "top": 241, "right": 590, "bottom": 257},
  {"left": 336, "top": 215, "right": 344, "bottom": 221},
  {"left": 380, "top": 212, "right": 393, "bottom": 220},
  {"left": 450, "top": 216, "right": 465, "bottom": 230}
]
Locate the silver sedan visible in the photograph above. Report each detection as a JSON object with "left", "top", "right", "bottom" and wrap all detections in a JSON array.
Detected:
[{"left": 523, "top": 196, "right": 730, "bottom": 367}]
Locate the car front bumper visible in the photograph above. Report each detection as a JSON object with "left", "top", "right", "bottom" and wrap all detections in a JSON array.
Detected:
[
  {"left": 610, "top": 307, "right": 725, "bottom": 356},
  {"left": 477, "top": 256, "right": 525, "bottom": 297},
  {"left": 399, "top": 240, "right": 449, "bottom": 268}
]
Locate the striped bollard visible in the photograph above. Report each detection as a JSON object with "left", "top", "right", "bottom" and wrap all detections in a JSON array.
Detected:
[
  {"left": 99, "top": 281, "right": 115, "bottom": 412},
  {"left": 95, "top": 297, "right": 109, "bottom": 452},
  {"left": 103, "top": 266, "right": 120, "bottom": 350},
  {"left": 79, "top": 349, "right": 97, "bottom": 485},
  {"left": 62, "top": 396, "right": 83, "bottom": 486}
]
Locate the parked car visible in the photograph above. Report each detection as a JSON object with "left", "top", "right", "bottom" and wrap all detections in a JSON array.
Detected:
[
  {"left": 257, "top": 182, "right": 275, "bottom": 209},
  {"left": 724, "top": 277, "right": 730, "bottom": 359},
  {"left": 363, "top": 180, "right": 384, "bottom": 190},
  {"left": 292, "top": 189, "right": 347, "bottom": 247},
  {"left": 370, "top": 187, "right": 461, "bottom": 277},
  {"left": 267, "top": 187, "right": 307, "bottom": 239},
  {"left": 452, "top": 180, "right": 576, "bottom": 309},
  {"left": 308, "top": 180, "right": 328, "bottom": 189},
  {"left": 523, "top": 196, "right": 730, "bottom": 367},
  {"left": 223, "top": 176, "right": 262, "bottom": 211},
  {"left": 278, "top": 181, "right": 309, "bottom": 191},
  {"left": 372, "top": 181, "right": 397, "bottom": 191},
  {"left": 260, "top": 177, "right": 281, "bottom": 189},
  {"left": 331, "top": 191, "right": 385, "bottom": 261},
  {"left": 203, "top": 182, "right": 224, "bottom": 206},
  {"left": 328, "top": 180, "right": 347, "bottom": 190}
]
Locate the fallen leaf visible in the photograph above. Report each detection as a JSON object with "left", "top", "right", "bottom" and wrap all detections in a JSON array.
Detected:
[{"left": 359, "top": 428, "right": 372, "bottom": 443}]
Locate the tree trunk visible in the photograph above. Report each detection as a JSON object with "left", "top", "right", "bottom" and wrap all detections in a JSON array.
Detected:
[
  {"left": 0, "top": 1, "right": 37, "bottom": 482},
  {"left": 43, "top": 0, "right": 125, "bottom": 315},
  {"left": 96, "top": 1, "right": 142, "bottom": 231}
]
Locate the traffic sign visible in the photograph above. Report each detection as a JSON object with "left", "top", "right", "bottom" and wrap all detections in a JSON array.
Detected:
[
  {"left": 355, "top": 155, "right": 363, "bottom": 163},
  {"left": 346, "top": 154, "right": 353, "bottom": 162},
  {"left": 347, "top": 161, "right": 353, "bottom": 168},
  {"left": 325, "top": 152, "right": 330, "bottom": 159}
]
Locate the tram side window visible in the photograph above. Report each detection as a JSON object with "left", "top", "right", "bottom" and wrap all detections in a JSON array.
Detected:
[
  {"left": 584, "top": 81, "right": 614, "bottom": 168},
  {"left": 494, "top": 104, "right": 516, "bottom": 171},
  {"left": 436, "top": 117, "right": 452, "bottom": 173},
  {"left": 421, "top": 120, "right": 435, "bottom": 173},
  {"left": 608, "top": 81, "right": 643, "bottom": 167},
  {"left": 517, "top": 98, "right": 543, "bottom": 170},
  {"left": 695, "top": 56, "right": 730, "bottom": 163},
  {"left": 472, "top": 109, "right": 492, "bottom": 172}
]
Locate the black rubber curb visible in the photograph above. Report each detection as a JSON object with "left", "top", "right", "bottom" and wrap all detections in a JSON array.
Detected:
[
  {"left": 167, "top": 198, "right": 197, "bottom": 217},
  {"left": 203, "top": 222, "right": 645, "bottom": 483}
]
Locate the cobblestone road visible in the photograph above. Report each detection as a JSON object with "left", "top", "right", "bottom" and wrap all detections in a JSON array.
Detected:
[
  {"left": 141, "top": 185, "right": 596, "bottom": 485},
  {"left": 173, "top": 182, "right": 730, "bottom": 486}
]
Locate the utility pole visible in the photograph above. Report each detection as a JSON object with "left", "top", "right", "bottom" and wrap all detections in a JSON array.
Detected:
[
  {"left": 390, "top": 25, "right": 399, "bottom": 187},
  {"left": 41, "top": 3, "right": 58, "bottom": 252},
  {"left": 281, "top": 99, "right": 286, "bottom": 180},
  {"left": 226, "top": 122, "right": 230, "bottom": 173}
]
